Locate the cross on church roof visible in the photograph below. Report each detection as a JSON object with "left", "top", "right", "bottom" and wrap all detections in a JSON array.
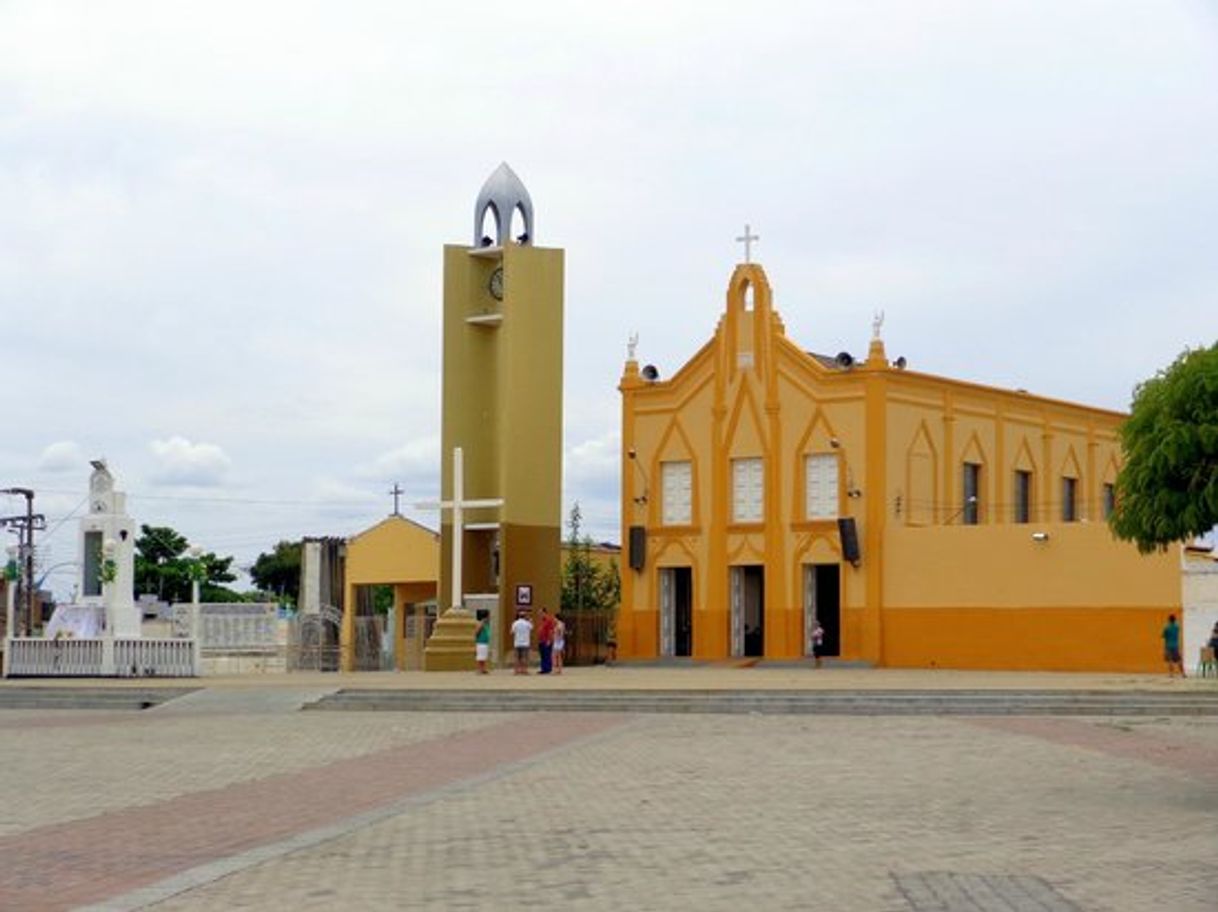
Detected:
[
  {"left": 389, "top": 483, "right": 403, "bottom": 516},
  {"left": 735, "top": 224, "right": 760, "bottom": 263}
]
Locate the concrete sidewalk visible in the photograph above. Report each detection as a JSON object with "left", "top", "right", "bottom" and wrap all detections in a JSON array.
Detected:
[{"left": 3, "top": 663, "right": 1216, "bottom": 693}]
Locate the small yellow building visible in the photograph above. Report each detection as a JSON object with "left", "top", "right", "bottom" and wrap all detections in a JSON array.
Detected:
[
  {"left": 617, "top": 262, "right": 1179, "bottom": 671},
  {"left": 338, "top": 510, "right": 619, "bottom": 670},
  {"left": 341, "top": 515, "right": 438, "bottom": 671}
]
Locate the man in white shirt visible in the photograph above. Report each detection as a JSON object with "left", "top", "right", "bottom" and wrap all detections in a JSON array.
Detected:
[{"left": 510, "top": 610, "right": 533, "bottom": 675}]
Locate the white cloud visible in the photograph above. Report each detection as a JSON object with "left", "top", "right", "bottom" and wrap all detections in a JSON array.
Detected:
[
  {"left": 148, "top": 437, "right": 231, "bottom": 487},
  {"left": 565, "top": 430, "right": 620, "bottom": 489},
  {"left": 1, "top": 1, "right": 1215, "bottom": 591},
  {"left": 38, "top": 440, "right": 84, "bottom": 473},
  {"left": 357, "top": 437, "right": 439, "bottom": 484}
]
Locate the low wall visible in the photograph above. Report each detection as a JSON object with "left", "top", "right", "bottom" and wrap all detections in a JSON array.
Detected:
[{"left": 173, "top": 602, "right": 290, "bottom": 676}]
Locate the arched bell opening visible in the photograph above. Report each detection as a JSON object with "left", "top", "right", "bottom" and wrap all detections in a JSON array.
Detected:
[
  {"left": 510, "top": 203, "right": 532, "bottom": 245},
  {"left": 477, "top": 203, "right": 501, "bottom": 247}
]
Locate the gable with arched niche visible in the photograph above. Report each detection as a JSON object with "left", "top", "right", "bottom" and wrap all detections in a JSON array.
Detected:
[
  {"left": 793, "top": 407, "right": 845, "bottom": 525},
  {"left": 653, "top": 416, "right": 701, "bottom": 529},
  {"left": 904, "top": 420, "right": 939, "bottom": 526},
  {"left": 719, "top": 265, "right": 779, "bottom": 387}
]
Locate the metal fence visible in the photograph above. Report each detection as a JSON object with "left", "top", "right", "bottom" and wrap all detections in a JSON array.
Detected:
[
  {"left": 560, "top": 611, "right": 614, "bottom": 666},
  {"left": 286, "top": 613, "right": 340, "bottom": 671}
]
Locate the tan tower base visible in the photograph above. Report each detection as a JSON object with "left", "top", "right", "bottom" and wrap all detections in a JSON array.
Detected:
[{"left": 423, "top": 609, "right": 479, "bottom": 671}]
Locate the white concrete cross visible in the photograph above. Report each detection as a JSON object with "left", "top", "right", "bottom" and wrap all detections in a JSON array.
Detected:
[
  {"left": 735, "top": 224, "right": 760, "bottom": 263},
  {"left": 416, "top": 447, "right": 503, "bottom": 613}
]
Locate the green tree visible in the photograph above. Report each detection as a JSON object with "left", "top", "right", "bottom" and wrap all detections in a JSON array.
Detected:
[
  {"left": 561, "top": 503, "right": 621, "bottom": 614},
  {"left": 133, "top": 524, "right": 240, "bottom": 603},
  {"left": 249, "top": 540, "right": 302, "bottom": 605},
  {"left": 1110, "top": 343, "right": 1218, "bottom": 553}
]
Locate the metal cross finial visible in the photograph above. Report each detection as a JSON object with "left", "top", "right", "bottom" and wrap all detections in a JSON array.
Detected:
[
  {"left": 735, "top": 224, "right": 760, "bottom": 263},
  {"left": 627, "top": 332, "right": 639, "bottom": 361},
  {"left": 389, "top": 483, "right": 403, "bottom": 515},
  {"left": 872, "top": 309, "right": 885, "bottom": 340}
]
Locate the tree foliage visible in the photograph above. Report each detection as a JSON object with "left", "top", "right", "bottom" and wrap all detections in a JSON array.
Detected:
[
  {"left": 249, "top": 539, "right": 302, "bottom": 604},
  {"left": 560, "top": 503, "right": 621, "bottom": 614},
  {"left": 1110, "top": 343, "right": 1218, "bottom": 553},
  {"left": 133, "top": 524, "right": 241, "bottom": 603}
]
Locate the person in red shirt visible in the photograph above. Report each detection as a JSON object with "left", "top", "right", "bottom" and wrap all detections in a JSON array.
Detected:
[{"left": 538, "top": 608, "right": 556, "bottom": 674}]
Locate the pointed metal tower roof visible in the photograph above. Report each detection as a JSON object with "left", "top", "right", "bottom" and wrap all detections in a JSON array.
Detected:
[{"left": 473, "top": 162, "right": 535, "bottom": 247}]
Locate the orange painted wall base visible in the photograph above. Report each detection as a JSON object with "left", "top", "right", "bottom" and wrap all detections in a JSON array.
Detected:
[{"left": 881, "top": 606, "right": 1175, "bottom": 672}]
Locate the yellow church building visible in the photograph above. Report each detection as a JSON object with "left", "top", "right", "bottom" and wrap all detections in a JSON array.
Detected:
[{"left": 617, "top": 261, "right": 1179, "bottom": 671}]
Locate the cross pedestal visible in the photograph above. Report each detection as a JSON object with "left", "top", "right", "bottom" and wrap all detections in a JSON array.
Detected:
[{"left": 417, "top": 447, "right": 503, "bottom": 671}]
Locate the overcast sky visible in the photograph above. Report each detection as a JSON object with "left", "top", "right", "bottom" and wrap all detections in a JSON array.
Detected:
[{"left": 3, "top": 1, "right": 1216, "bottom": 599}]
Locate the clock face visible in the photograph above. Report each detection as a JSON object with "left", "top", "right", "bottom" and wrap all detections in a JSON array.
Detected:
[{"left": 488, "top": 267, "right": 504, "bottom": 301}]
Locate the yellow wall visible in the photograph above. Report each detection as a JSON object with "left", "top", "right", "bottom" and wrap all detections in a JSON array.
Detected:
[
  {"left": 437, "top": 242, "right": 564, "bottom": 661},
  {"left": 618, "top": 261, "right": 1180, "bottom": 671}
]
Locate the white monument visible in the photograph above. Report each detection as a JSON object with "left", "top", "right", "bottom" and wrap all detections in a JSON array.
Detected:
[{"left": 79, "top": 460, "right": 140, "bottom": 638}]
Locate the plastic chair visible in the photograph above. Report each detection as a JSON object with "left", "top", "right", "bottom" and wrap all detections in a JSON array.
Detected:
[{"left": 1199, "top": 647, "right": 1217, "bottom": 679}]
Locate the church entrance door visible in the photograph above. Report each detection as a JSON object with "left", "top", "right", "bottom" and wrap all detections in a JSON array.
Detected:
[
  {"left": 803, "top": 564, "right": 840, "bottom": 657},
  {"left": 659, "top": 567, "right": 693, "bottom": 657},
  {"left": 730, "top": 565, "right": 765, "bottom": 658}
]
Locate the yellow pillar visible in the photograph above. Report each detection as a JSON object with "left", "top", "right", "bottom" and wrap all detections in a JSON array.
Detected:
[{"left": 861, "top": 337, "right": 888, "bottom": 665}]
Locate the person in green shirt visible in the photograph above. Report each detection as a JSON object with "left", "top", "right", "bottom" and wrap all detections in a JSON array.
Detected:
[
  {"left": 474, "top": 609, "right": 491, "bottom": 675},
  {"left": 1162, "top": 614, "right": 1184, "bottom": 678}
]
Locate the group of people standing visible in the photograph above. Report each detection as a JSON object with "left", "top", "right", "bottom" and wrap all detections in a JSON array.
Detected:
[{"left": 474, "top": 607, "right": 565, "bottom": 675}]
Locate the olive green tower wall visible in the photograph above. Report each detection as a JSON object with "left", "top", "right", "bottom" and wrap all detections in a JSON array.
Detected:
[{"left": 425, "top": 239, "right": 564, "bottom": 670}]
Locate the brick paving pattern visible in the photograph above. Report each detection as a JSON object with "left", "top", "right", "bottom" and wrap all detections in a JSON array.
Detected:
[
  {"left": 0, "top": 713, "right": 626, "bottom": 911},
  {"left": 892, "top": 872, "right": 1084, "bottom": 912},
  {"left": 0, "top": 672, "right": 1215, "bottom": 911}
]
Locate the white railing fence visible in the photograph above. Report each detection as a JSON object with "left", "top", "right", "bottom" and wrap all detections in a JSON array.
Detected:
[{"left": 3, "top": 637, "right": 197, "bottom": 677}]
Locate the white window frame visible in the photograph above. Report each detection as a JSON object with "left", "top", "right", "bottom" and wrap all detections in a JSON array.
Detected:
[
  {"left": 732, "top": 457, "right": 764, "bottom": 523},
  {"left": 804, "top": 453, "right": 838, "bottom": 520},
  {"left": 661, "top": 461, "right": 692, "bottom": 526}
]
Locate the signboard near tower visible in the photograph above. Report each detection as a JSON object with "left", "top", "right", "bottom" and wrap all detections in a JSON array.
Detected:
[{"left": 423, "top": 163, "right": 565, "bottom": 670}]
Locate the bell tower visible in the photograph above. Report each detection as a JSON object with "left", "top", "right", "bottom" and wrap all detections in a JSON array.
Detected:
[{"left": 424, "top": 163, "right": 565, "bottom": 670}]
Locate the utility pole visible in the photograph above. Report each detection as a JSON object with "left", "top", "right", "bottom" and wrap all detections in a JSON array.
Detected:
[{"left": 1, "top": 488, "right": 46, "bottom": 636}]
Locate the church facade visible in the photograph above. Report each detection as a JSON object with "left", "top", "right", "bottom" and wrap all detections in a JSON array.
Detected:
[{"left": 617, "top": 262, "right": 1179, "bottom": 671}]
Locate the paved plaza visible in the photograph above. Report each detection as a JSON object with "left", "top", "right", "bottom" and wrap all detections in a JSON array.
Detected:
[{"left": 0, "top": 669, "right": 1215, "bottom": 911}]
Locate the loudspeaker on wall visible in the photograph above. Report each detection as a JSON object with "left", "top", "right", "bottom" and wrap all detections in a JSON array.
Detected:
[
  {"left": 628, "top": 525, "right": 646, "bottom": 572},
  {"left": 837, "top": 517, "right": 861, "bottom": 566}
]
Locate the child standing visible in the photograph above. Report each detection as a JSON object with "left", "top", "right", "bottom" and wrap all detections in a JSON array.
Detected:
[
  {"left": 553, "top": 614, "right": 566, "bottom": 675},
  {"left": 1162, "top": 614, "right": 1185, "bottom": 678}
]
